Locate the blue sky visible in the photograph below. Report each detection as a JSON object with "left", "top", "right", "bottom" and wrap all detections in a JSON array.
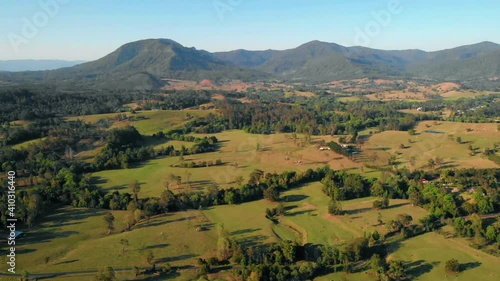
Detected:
[{"left": 0, "top": 0, "right": 499, "bottom": 60}]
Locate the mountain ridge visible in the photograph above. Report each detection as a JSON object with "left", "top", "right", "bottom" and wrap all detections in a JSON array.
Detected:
[{"left": 1, "top": 39, "right": 499, "bottom": 90}]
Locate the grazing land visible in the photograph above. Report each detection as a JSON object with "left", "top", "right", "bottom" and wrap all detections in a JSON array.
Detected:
[
  {"left": 360, "top": 121, "right": 500, "bottom": 170},
  {"left": 2, "top": 79, "right": 499, "bottom": 281}
]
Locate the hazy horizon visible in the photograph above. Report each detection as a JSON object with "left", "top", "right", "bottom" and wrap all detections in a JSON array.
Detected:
[{"left": 1, "top": 0, "right": 499, "bottom": 60}]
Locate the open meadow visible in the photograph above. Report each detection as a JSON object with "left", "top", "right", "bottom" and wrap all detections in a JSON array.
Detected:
[
  {"left": 92, "top": 130, "right": 364, "bottom": 197},
  {"left": 316, "top": 231, "right": 500, "bottom": 281},
  {"left": 360, "top": 121, "right": 500, "bottom": 170},
  {"left": 0, "top": 206, "right": 215, "bottom": 280},
  {"left": 66, "top": 109, "right": 214, "bottom": 135}
]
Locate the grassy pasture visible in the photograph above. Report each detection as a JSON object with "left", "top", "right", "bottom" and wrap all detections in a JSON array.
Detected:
[
  {"left": 441, "top": 90, "right": 499, "bottom": 100},
  {"left": 2, "top": 206, "right": 215, "bottom": 280},
  {"left": 203, "top": 200, "right": 286, "bottom": 246},
  {"left": 92, "top": 131, "right": 362, "bottom": 197},
  {"left": 316, "top": 228, "right": 500, "bottom": 281},
  {"left": 11, "top": 137, "right": 47, "bottom": 149},
  {"left": 360, "top": 121, "right": 500, "bottom": 170},
  {"left": 279, "top": 183, "right": 429, "bottom": 245},
  {"left": 205, "top": 182, "right": 430, "bottom": 248},
  {"left": 66, "top": 109, "right": 213, "bottom": 135}
]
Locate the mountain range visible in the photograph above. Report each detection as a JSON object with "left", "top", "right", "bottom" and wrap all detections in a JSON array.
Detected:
[{"left": 1, "top": 39, "right": 499, "bottom": 90}]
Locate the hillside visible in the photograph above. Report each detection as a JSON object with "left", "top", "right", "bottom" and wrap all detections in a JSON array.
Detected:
[
  {"left": 0, "top": 39, "right": 268, "bottom": 90},
  {"left": 213, "top": 41, "right": 500, "bottom": 89}
]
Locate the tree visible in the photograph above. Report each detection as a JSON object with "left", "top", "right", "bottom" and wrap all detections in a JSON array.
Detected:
[
  {"left": 263, "top": 187, "right": 279, "bottom": 202},
  {"left": 370, "top": 181, "right": 385, "bottom": 197},
  {"left": 130, "top": 180, "right": 141, "bottom": 204},
  {"left": 409, "top": 156, "right": 416, "bottom": 169},
  {"left": 456, "top": 136, "right": 462, "bottom": 144},
  {"left": 409, "top": 189, "right": 423, "bottom": 206},
  {"left": 248, "top": 169, "right": 264, "bottom": 186},
  {"left": 217, "top": 224, "right": 231, "bottom": 261},
  {"left": 408, "top": 129, "right": 415, "bottom": 135},
  {"left": 370, "top": 254, "right": 385, "bottom": 275},
  {"left": 235, "top": 175, "right": 244, "bottom": 187},
  {"left": 103, "top": 212, "right": 115, "bottom": 235},
  {"left": 435, "top": 157, "right": 444, "bottom": 168},
  {"left": 146, "top": 251, "right": 155, "bottom": 265},
  {"left": 445, "top": 259, "right": 461, "bottom": 273},
  {"left": 373, "top": 197, "right": 389, "bottom": 209},
  {"left": 328, "top": 199, "right": 342, "bottom": 215},
  {"left": 377, "top": 212, "right": 383, "bottom": 226},
  {"left": 387, "top": 260, "right": 406, "bottom": 280},
  {"left": 133, "top": 266, "right": 140, "bottom": 276},
  {"left": 485, "top": 225, "right": 497, "bottom": 242},
  {"left": 21, "top": 270, "right": 31, "bottom": 281},
  {"left": 428, "top": 158, "right": 436, "bottom": 169},
  {"left": 396, "top": 213, "right": 413, "bottom": 226},
  {"left": 184, "top": 171, "right": 192, "bottom": 193},
  {"left": 120, "top": 238, "right": 129, "bottom": 253},
  {"left": 95, "top": 266, "right": 116, "bottom": 281}
]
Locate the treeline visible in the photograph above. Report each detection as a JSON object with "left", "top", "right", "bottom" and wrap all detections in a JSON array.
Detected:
[
  {"left": 213, "top": 98, "right": 433, "bottom": 136},
  {"left": 138, "top": 90, "right": 213, "bottom": 110},
  {"left": 326, "top": 141, "right": 351, "bottom": 157},
  {"left": 319, "top": 167, "right": 500, "bottom": 219},
  {"left": 0, "top": 88, "right": 149, "bottom": 123},
  {"left": 0, "top": 118, "right": 66, "bottom": 146}
]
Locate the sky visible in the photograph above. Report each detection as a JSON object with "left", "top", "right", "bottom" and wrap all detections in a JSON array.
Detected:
[{"left": 0, "top": 0, "right": 499, "bottom": 60}]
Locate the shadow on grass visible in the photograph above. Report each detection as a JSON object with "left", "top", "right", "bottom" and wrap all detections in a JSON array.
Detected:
[
  {"left": 345, "top": 207, "right": 372, "bottom": 215},
  {"left": 406, "top": 259, "right": 437, "bottom": 278},
  {"left": 385, "top": 202, "right": 410, "bottom": 210},
  {"left": 135, "top": 215, "right": 195, "bottom": 229},
  {"left": 157, "top": 254, "right": 197, "bottom": 263},
  {"left": 237, "top": 234, "right": 269, "bottom": 248},
  {"left": 143, "top": 243, "right": 170, "bottom": 250},
  {"left": 91, "top": 176, "right": 108, "bottom": 185},
  {"left": 462, "top": 261, "right": 481, "bottom": 271},
  {"left": 287, "top": 209, "right": 314, "bottom": 217},
  {"left": 21, "top": 230, "right": 79, "bottom": 245},
  {"left": 230, "top": 228, "right": 261, "bottom": 236},
  {"left": 53, "top": 259, "right": 79, "bottom": 265},
  {"left": 284, "top": 194, "right": 308, "bottom": 202},
  {"left": 367, "top": 147, "right": 391, "bottom": 151}
]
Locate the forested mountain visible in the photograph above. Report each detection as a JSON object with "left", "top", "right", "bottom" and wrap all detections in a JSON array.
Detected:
[
  {"left": 0, "top": 39, "right": 267, "bottom": 90},
  {"left": 1, "top": 39, "right": 499, "bottom": 90},
  {"left": 213, "top": 41, "right": 500, "bottom": 88}
]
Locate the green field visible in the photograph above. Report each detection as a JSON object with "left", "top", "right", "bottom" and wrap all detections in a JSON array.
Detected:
[
  {"left": 1, "top": 206, "right": 215, "bottom": 280},
  {"left": 66, "top": 109, "right": 214, "bottom": 135},
  {"left": 8, "top": 114, "right": 500, "bottom": 281},
  {"left": 7, "top": 180, "right": 500, "bottom": 280},
  {"left": 11, "top": 137, "right": 47, "bottom": 149},
  {"left": 92, "top": 130, "right": 365, "bottom": 197},
  {"left": 317, "top": 231, "right": 500, "bottom": 281},
  {"left": 361, "top": 121, "right": 500, "bottom": 170}
]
